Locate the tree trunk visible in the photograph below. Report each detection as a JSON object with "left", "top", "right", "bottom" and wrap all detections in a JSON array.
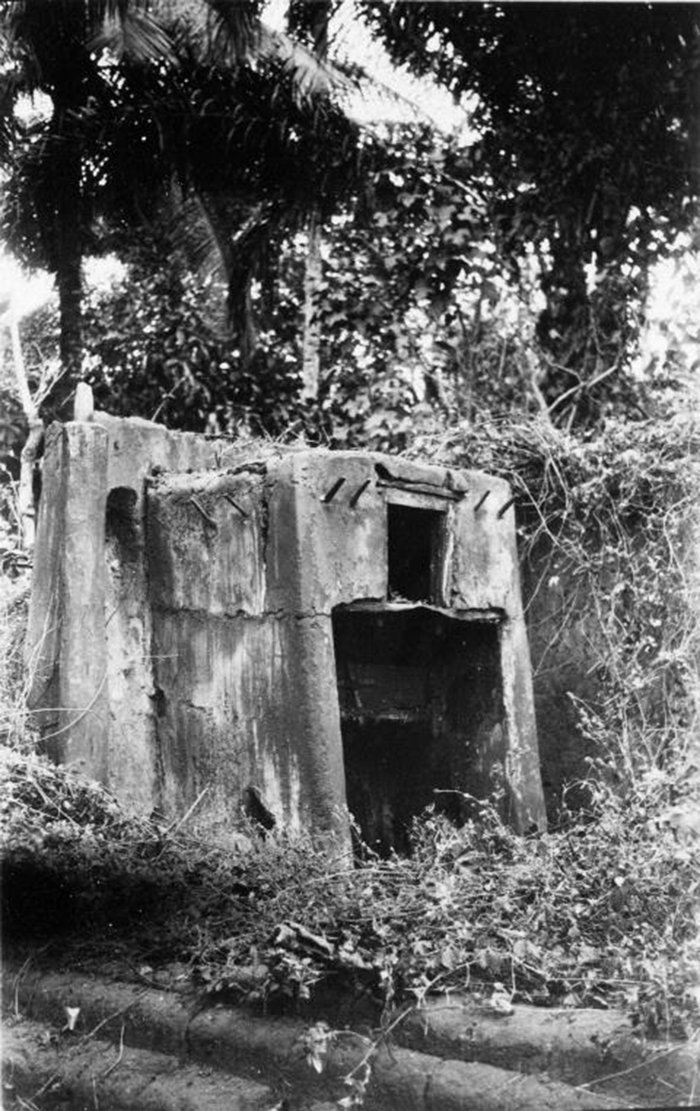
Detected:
[
  {"left": 45, "top": 8, "right": 87, "bottom": 417},
  {"left": 196, "top": 190, "right": 261, "bottom": 361},
  {"left": 299, "top": 0, "right": 330, "bottom": 404},
  {"left": 302, "top": 212, "right": 322, "bottom": 401},
  {"left": 54, "top": 127, "right": 84, "bottom": 417}
]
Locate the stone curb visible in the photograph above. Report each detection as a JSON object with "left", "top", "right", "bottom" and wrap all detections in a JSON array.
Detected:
[
  {"left": 2, "top": 963, "right": 647, "bottom": 1110},
  {"left": 396, "top": 996, "right": 699, "bottom": 1103},
  {"left": 3, "top": 1017, "right": 273, "bottom": 1111}
]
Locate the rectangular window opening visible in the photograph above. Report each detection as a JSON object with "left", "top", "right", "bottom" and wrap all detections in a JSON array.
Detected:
[{"left": 387, "top": 503, "right": 446, "bottom": 604}]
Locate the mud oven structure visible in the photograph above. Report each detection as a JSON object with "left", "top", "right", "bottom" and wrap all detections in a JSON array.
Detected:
[{"left": 27, "top": 414, "right": 546, "bottom": 851}]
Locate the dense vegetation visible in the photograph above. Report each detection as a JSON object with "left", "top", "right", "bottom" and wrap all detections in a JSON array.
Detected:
[
  {"left": 363, "top": 3, "right": 700, "bottom": 395},
  {"left": 2, "top": 2, "right": 698, "bottom": 430},
  {"left": 1, "top": 0, "right": 698, "bottom": 1061}
]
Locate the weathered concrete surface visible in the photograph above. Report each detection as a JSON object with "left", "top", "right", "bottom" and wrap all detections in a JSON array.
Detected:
[
  {"left": 265, "top": 452, "right": 388, "bottom": 613},
  {"left": 148, "top": 471, "right": 267, "bottom": 617},
  {"left": 3, "top": 964, "right": 627, "bottom": 1110},
  {"left": 26, "top": 423, "right": 110, "bottom": 781},
  {"left": 450, "top": 473, "right": 515, "bottom": 612},
  {"left": 27, "top": 421, "right": 546, "bottom": 843},
  {"left": 25, "top": 415, "right": 220, "bottom": 801},
  {"left": 104, "top": 483, "right": 158, "bottom": 813},
  {"left": 96, "top": 416, "right": 228, "bottom": 808},
  {"left": 151, "top": 612, "right": 348, "bottom": 843},
  {"left": 449, "top": 474, "right": 544, "bottom": 831},
  {"left": 500, "top": 614, "right": 544, "bottom": 832}
]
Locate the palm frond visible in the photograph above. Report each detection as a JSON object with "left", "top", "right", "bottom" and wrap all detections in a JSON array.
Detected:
[
  {"left": 327, "top": 0, "right": 456, "bottom": 129},
  {"left": 0, "top": 69, "right": 24, "bottom": 164},
  {"left": 198, "top": 0, "right": 357, "bottom": 106},
  {"left": 197, "top": 0, "right": 263, "bottom": 67},
  {"left": 89, "top": 8, "right": 177, "bottom": 66},
  {"left": 258, "top": 26, "right": 356, "bottom": 105},
  {"left": 168, "top": 188, "right": 228, "bottom": 284}
]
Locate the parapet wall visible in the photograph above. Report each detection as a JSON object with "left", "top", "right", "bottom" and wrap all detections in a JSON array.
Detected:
[{"left": 26, "top": 414, "right": 546, "bottom": 849}]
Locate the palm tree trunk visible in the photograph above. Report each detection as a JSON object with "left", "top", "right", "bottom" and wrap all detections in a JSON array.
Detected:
[
  {"left": 54, "top": 126, "right": 84, "bottom": 415},
  {"left": 58, "top": 239, "right": 83, "bottom": 384},
  {"left": 302, "top": 211, "right": 322, "bottom": 401},
  {"left": 196, "top": 190, "right": 261, "bottom": 360},
  {"left": 300, "top": 0, "right": 330, "bottom": 403},
  {"left": 49, "top": 0, "right": 88, "bottom": 416}
]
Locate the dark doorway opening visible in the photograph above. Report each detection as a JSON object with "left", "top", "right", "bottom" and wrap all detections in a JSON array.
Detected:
[
  {"left": 333, "top": 604, "right": 504, "bottom": 856},
  {"left": 387, "top": 504, "right": 445, "bottom": 603}
]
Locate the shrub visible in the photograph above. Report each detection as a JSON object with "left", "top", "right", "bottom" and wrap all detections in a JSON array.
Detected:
[
  {"left": 410, "top": 413, "right": 699, "bottom": 807},
  {"left": 1, "top": 745, "right": 698, "bottom": 1038}
]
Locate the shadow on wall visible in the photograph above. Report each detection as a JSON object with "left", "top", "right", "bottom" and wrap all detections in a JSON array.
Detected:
[{"left": 106, "top": 488, "right": 139, "bottom": 558}]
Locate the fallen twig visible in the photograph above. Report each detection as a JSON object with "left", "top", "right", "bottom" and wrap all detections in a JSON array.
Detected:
[{"left": 100, "top": 1022, "right": 125, "bottom": 1078}]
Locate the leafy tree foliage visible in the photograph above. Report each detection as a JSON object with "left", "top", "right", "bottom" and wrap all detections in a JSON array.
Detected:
[
  {"left": 14, "top": 113, "right": 690, "bottom": 452},
  {"left": 76, "top": 221, "right": 304, "bottom": 435},
  {"left": 1, "top": 0, "right": 362, "bottom": 407},
  {"left": 315, "top": 126, "right": 543, "bottom": 445},
  {"left": 2, "top": 0, "right": 113, "bottom": 387},
  {"left": 56, "top": 127, "right": 538, "bottom": 443},
  {"left": 4, "top": 3, "right": 697, "bottom": 434},
  {"left": 360, "top": 2, "right": 700, "bottom": 413}
]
